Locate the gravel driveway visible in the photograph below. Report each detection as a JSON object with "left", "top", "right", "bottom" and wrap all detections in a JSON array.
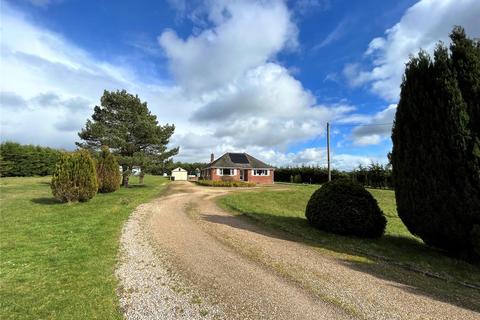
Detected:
[{"left": 117, "top": 182, "right": 479, "bottom": 320}]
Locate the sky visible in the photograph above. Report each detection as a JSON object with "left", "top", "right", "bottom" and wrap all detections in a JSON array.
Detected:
[{"left": 1, "top": 0, "right": 479, "bottom": 169}]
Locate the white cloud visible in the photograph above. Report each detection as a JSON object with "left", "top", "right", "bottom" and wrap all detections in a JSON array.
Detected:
[
  {"left": 158, "top": 0, "right": 298, "bottom": 93},
  {"left": 344, "top": 0, "right": 480, "bottom": 101},
  {"left": 331, "top": 153, "right": 386, "bottom": 171},
  {"left": 313, "top": 16, "right": 350, "bottom": 49}
]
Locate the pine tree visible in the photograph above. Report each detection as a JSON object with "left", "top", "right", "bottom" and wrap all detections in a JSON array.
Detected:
[
  {"left": 51, "top": 150, "right": 98, "bottom": 202},
  {"left": 96, "top": 146, "right": 121, "bottom": 193},
  {"left": 77, "top": 90, "right": 178, "bottom": 187},
  {"left": 391, "top": 27, "right": 480, "bottom": 261}
]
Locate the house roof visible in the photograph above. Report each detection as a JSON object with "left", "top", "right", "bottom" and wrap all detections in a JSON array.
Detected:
[
  {"left": 172, "top": 167, "right": 187, "bottom": 172},
  {"left": 205, "top": 152, "right": 275, "bottom": 169}
]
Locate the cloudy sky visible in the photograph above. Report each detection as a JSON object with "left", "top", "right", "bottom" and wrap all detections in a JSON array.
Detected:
[{"left": 1, "top": 0, "right": 479, "bottom": 169}]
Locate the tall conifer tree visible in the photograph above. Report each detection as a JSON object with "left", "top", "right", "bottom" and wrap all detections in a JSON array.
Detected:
[{"left": 392, "top": 27, "right": 480, "bottom": 261}]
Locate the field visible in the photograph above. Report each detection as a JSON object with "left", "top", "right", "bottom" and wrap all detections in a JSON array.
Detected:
[
  {"left": 0, "top": 175, "right": 168, "bottom": 320},
  {"left": 218, "top": 184, "right": 480, "bottom": 308}
]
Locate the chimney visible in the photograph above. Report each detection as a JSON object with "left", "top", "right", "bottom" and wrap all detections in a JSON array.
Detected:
[{"left": 210, "top": 153, "right": 214, "bottom": 163}]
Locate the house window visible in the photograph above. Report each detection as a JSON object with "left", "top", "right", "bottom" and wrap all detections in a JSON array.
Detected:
[
  {"left": 253, "top": 169, "right": 268, "bottom": 176},
  {"left": 219, "top": 168, "right": 235, "bottom": 176}
]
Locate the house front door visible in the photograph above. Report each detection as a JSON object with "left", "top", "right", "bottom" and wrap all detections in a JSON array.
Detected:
[{"left": 240, "top": 169, "right": 245, "bottom": 181}]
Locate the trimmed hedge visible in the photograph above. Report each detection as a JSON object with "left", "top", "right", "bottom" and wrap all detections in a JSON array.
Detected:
[
  {"left": 305, "top": 180, "right": 386, "bottom": 238},
  {"left": 0, "top": 142, "right": 61, "bottom": 177},
  {"left": 51, "top": 150, "right": 98, "bottom": 203},
  {"left": 197, "top": 180, "right": 256, "bottom": 187},
  {"left": 274, "top": 166, "right": 348, "bottom": 184}
]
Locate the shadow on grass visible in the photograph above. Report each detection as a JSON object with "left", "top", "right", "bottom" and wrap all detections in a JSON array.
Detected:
[
  {"left": 38, "top": 181, "right": 51, "bottom": 185},
  {"left": 202, "top": 211, "right": 480, "bottom": 313},
  {"left": 31, "top": 197, "right": 63, "bottom": 205},
  {"left": 124, "top": 184, "right": 148, "bottom": 189}
]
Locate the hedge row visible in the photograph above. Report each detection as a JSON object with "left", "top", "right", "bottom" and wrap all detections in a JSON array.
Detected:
[
  {"left": 274, "top": 163, "right": 393, "bottom": 189},
  {"left": 0, "top": 142, "right": 61, "bottom": 177},
  {"left": 274, "top": 166, "right": 348, "bottom": 184}
]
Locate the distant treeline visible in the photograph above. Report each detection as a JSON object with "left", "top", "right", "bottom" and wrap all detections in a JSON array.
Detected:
[
  {"left": 0, "top": 142, "right": 62, "bottom": 177},
  {"left": 274, "top": 162, "right": 393, "bottom": 189}
]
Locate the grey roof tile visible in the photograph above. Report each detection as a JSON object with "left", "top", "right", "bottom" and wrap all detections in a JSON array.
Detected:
[{"left": 204, "top": 152, "right": 275, "bottom": 169}]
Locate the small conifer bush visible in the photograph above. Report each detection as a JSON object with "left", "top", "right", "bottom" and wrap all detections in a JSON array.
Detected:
[
  {"left": 51, "top": 150, "right": 98, "bottom": 202},
  {"left": 96, "top": 146, "right": 121, "bottom": 193},
  {"left": 305, "top": 179, "right": 386, "bottom": 238}
]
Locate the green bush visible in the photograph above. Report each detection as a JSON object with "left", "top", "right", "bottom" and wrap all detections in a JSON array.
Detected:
[
  {"left": 391, "top": 27, "right": 480, "bottom": 260},
  {"left": 305, "top": 180, "right": 386, "bottom": 238},
  {"left": 0, "top": 142, "right": 61, "bottom": 177},
  {"left": 96, "top": 146, "right": 121, "bottom": 193},
  {"left": 196, "top": 180, "right": 256, "bottom": 187},
  {"left": 51, "top": 150, "right": 98, "bottom": 202}
]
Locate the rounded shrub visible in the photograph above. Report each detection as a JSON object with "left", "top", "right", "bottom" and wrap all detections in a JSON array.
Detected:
[
  {"left": 51, "top": 150, "right": 98, "bottom": 202},
  {"left": 305, "top": 179, "right": 386, "bottom": 238},
  {"left": 96, "top": 146, "right": 121, "bottom": 193}
]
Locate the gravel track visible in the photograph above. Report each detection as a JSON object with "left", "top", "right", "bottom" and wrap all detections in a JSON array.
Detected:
[
  {"left": 117, "top": 182, "right": 480, "bottom": 320},
  {"left": 116, "top": 196, "right": 223, "bottom": 319}
]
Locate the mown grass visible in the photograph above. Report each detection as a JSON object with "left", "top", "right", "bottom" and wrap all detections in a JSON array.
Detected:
[
  {"left": 0, "top": 175, "right": 168, "bottom": 320},
  {"left": 218, "top": 184, "right": 480, "bottom": 309}
]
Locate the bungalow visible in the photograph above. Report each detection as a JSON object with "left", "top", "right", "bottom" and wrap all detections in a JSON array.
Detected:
[{"left": 201, "top": 152, "right": 275, "bottom": 184}]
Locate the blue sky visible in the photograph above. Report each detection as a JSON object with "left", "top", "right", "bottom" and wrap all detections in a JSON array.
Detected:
[{"left": 1, "top": 0, "right": 479, "bottom": 169}]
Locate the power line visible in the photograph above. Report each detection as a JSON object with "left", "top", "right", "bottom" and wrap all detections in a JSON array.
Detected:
[
  {"left": 327, "top": 122, "right": 331, "bottom": 181},
  {"left": 331, "top": 122, "right": 392, "bottom": 127}
]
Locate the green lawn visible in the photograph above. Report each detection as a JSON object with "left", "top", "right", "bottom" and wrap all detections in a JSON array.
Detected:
[
  {"left": 0, "top": 175, "right": 168, "bottom": 320},
  {"left": 218, "top": 184, "right": 480, "bottom": 309}
]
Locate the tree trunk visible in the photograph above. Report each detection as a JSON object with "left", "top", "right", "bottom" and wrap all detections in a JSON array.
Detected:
[
  {"left": 122, "top": 174, "right": 129, "bottom": 187},
  {"left": 122, "top": 165, "right": 131, "bottom": 187}
]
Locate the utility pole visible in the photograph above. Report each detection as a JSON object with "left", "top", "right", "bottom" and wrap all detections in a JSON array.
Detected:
[{"left": 327, "top": 122, "right": 331, "bottom": 182}]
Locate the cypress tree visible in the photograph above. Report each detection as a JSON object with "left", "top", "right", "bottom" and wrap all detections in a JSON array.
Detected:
[
  {"left": 51, "top": 150, "right": 98, "bottom": 203},
  {"left": 391, "top": 27, "right": 480, "bottom": 261},
  {"left": 96, "top": 146, "right": 121, "bottom": 193}
]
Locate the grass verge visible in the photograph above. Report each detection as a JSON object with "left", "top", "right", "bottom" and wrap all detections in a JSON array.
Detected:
[
  {"left": 0, "top": 175, "right": 168, "bottom": 320},
  {"left": 218, "top": 184, "right": 480, "bottom": 310}
]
